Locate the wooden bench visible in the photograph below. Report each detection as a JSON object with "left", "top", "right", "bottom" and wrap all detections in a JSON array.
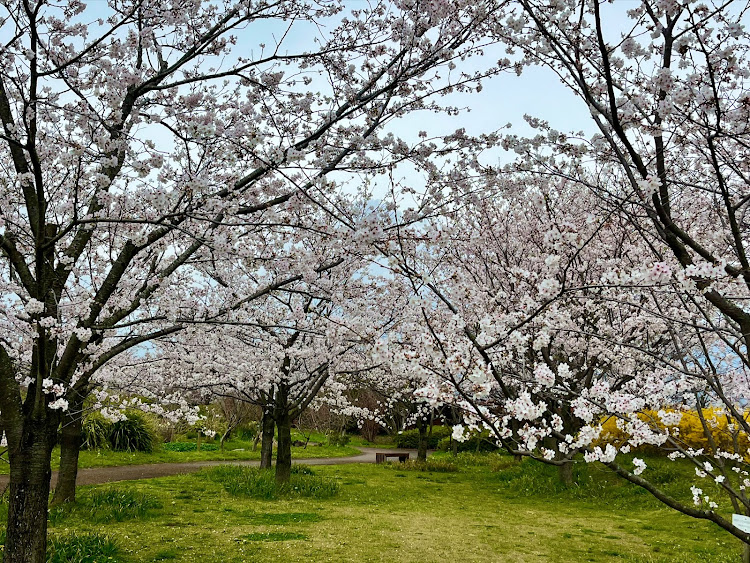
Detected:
[{"left": 375, "top": 452, "right": 409, "bottom": 464}]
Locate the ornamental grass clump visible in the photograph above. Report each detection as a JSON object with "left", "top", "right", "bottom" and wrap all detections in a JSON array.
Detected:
[
  {"left": 81, "top": 414, "right": 110, "bottom": 450},
  {"left": 107, "top": 412, "right": 157, "bottom": 453},
  {"left": 46, "top": 532, "right": 121, "bottom": 563},
  {"left": 84, "top": 488, "right": 162, "bottom": 522},
  {"left": 49, "top": 488, "right": 162, "bottom": 524},
  {"left": 205, "top": 464, "right": 339, "bottom": 500}
]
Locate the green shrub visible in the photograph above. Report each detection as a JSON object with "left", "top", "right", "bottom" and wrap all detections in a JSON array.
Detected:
[
  {"left": 393, "top": 426, "right": 451, "bottom": 449},
  {"left": 236, "top": 422, "right": 259, "bottom": 441},
  {"left": 81, "top": 414, "right": 111, "bottom": 450},
  {"left": 47, "top": 532, "right": 121, "bottom": 563},
  {"left": 326, "top": 432, "right": 351, "bottom": 447},
  {"left": 205, "top": 465, "right": 339, "bottom": 500},
  {"left": 108, "top": 412, "right": 156, "bottom": 452},
  {"left": 185, "top": 428, "right": 219, "bottom": 440},
  {"left": 436, "top": 430, "right": 499, "bottom": 453}
]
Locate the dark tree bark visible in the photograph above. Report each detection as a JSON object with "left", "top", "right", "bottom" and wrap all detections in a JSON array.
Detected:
[
  {"left": 51, "top": 391, "right": 85, "bottom": 506},
  {"left": 554, "top": 408, "right": 577, "bottom": 485},
  {"left": 259, "top": 409, "right": 275, "bottom": 470},
  {"left": 558, "top": 460, "right": 574, "bottom": 486},
  {"left": 447, "top": 406, "right": 459, "bottom": 456},
  {"left": 417, "top": 417, "right": 428, "bottom": 462},
  {"left": 543, "top": 434, "right": 575, "bottom": 486},
  {"left": 51, "top": 412, "right": 83, "bottom": 505},
  {"left": 4, "top": 421, "right": 56, "bottom": 563},
  {"left": 510, "top": 419, "right": 523, "bottom": 462},
  {"left": 275, "top": 409, "right": 292, "bottom": 484},
  {"left": 1, "top": 319, "right": 61, "bottom": 563}
]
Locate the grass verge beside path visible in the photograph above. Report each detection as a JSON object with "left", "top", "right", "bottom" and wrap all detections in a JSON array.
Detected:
[
  {"left": 73, "top": 442, "right": 359, "bottom": 469},
  {"left": 4, "top": 452, "right": 740, "bottom": 562},
  {"left": 0, "top": 436, "right": 361, "bottom": 475}
]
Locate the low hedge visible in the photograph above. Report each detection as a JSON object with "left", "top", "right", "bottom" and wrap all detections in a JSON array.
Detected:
[
  {"left": 436, "top": 429, "right": 499, "bottom": 453},
  {"left": 393, "top": 426, "right": 452, "bottom": 449}
]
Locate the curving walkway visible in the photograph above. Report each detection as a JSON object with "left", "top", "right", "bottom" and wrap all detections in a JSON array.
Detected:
[{"left": 0, "top": 447, "right": 421, "bottom": 488}]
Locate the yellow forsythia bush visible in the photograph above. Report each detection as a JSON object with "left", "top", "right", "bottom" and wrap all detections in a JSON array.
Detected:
[{"left": 596, "top": 408, "right": 750, "bottom": 455}]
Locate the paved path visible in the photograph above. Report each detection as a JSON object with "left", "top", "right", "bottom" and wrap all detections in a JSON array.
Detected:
[{"left": 0, "top": 447, "right": 421, "bottom": 488}]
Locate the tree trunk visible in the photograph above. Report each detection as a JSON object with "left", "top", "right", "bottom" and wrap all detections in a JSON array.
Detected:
[
  {"left": 558, "top": 460, "right": 573, "bottom": 486},
  {"left": 449, "top": 407, "right": 459, "bottom": 456},
  {"left": 259, "top": 410, "right": 275, "bottom": 470},
  {"left": 544, "top": 435, "right": 574, "bottom": 486},
  {"left": 220, "top": 428, "right": 231, "bottom": 452},
  {"left": 4, "top": 424, "right": 55, "bottom": 563},
  {"left": 275, "top": 410, "right": 292, "bottom": 484},
  {"left": 510, "top": 419, "right": 523, "bottom": 461},
  {"left": 51, "top": 408, "right": 83, "bottom": 506},
  {"left": 417, "top": 418, "right": 428, "bottom": 462}
]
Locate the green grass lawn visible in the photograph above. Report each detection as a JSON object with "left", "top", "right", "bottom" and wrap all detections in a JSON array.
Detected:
[
  {"left": 345, "top": 434, "right": 399, "bottom": 448},
  {"left": 0, "top": 431, "right": 361, "bottom": 475},
  {"left": 8, "top": 452, "right": 741, "bottom": 562}
]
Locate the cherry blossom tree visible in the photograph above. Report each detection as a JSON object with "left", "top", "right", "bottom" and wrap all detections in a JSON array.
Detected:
[
  {"left": 491, "top": 0, "right": 750, "bottom": 546},
  {"left": 381, "top": 175, "right": 668, "bottom": 477},
  {"left": 359, "top": 335, "right": 442, "bottom": 460},
  {"left": 0, "top": 0, "right": 505, "bottom": 559},
  {"left": 388, "top": 0, "right": 750, "bottom": 550},
  {"left": 143, "top": 251, "right": 395, "bottom": 482}
]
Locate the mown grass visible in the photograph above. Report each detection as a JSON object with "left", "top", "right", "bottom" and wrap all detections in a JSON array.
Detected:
[
  {"left": 438, "top": 452, "right": 731, "bottom": 512},
  {"left": 238, "top": 531, "right": 308, "bottom": 542},
  {"left": 0, "top": 453, "right": 742, "bottom": 562},
  {"left": 383, "top": 458, "right": 458, "bottom": 473},
  {"left": 0, "top": 435, "right": 360, "bottom": 475}
]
